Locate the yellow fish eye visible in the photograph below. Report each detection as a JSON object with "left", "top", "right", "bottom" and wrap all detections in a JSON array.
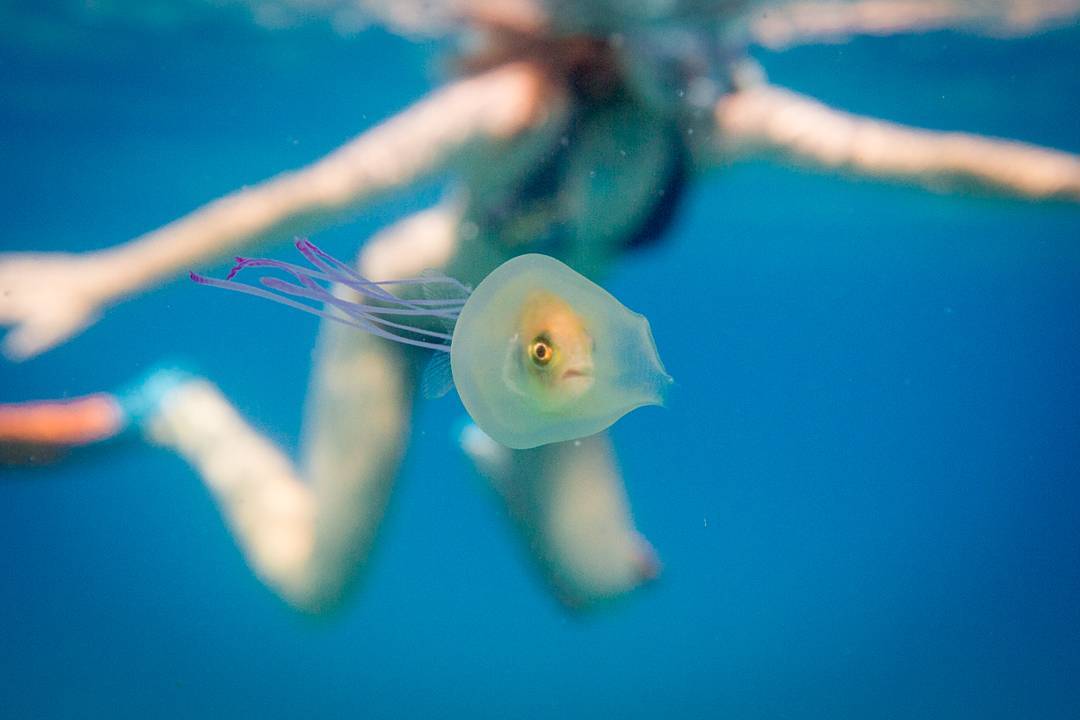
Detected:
[{"left": 529, "top": 336, "right": 554, "bottom": 367}]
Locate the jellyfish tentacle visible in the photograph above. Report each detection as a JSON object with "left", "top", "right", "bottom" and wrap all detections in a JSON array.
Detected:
[
  {"left": 294, "top": 239, "right": 472, "bottom": 308},
  {"left": 195, "top": 240, "right": 465, "bottom": 351},
  {"left": 190, "top": 271, "right": 453, "bottom": 352},
  {"left": 191, "top": 272, "right": 375, "bottom": 332},
  {"left": 293, "top": 239, "right": 413, "bottom": 305},
  {"left": 258, "top": 277, "right": 456, "bottom": 342},
  {"left": 228, "top": 252, "right": 465, "bottom": 314},
  {"left": 258, "top": 275, "right": 459, "bottom": 323}
]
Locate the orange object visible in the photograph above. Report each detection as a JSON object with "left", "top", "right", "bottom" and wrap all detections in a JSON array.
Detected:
[{"left": 0, "top": 393, "right": 125, "bottom": 447}]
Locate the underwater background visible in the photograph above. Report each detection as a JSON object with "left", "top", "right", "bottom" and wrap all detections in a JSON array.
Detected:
[{"left": 1, "top": 9, "right": 1079, "bottom": 719}]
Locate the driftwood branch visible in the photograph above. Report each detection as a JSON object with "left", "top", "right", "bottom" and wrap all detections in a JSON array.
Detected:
[{"left": 713, "top": 82, "right": 1080, "bottom": 201}]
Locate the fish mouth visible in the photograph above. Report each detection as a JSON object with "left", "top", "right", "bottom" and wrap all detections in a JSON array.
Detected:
[{"left": 561, "top": 366, "right": 593, "bottom": 381}]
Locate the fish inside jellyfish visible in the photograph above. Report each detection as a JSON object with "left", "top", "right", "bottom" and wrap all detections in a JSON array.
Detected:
[{"left": 191, "top": 239, "right": 672, "bottom": 449}]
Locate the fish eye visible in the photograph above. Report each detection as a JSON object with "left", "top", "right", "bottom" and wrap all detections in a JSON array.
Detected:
[{"left": 529, "top": 336, "right": 554, "bottom": 367}]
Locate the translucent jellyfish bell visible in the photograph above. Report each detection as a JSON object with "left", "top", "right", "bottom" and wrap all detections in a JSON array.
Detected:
[
  {"left": 193, "top": 242, "right": 671, "bottom": 450},
  {"left": 451, "top": 254, "right": 672, "bottom": 449}
]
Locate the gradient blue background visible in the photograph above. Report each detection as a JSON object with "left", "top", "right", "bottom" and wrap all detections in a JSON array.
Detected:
[{"left": 1, "top": 10, "right": 1079, "bottom": 718}]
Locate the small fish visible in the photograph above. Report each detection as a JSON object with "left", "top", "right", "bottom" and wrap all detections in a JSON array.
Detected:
[{"left": 192, "top": 240, "right": 672, "bottom": 449}]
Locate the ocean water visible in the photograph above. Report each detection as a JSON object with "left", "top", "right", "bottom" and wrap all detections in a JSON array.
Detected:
[{"left": 2, "top": 11, "right": 1079, "bottom": 719}]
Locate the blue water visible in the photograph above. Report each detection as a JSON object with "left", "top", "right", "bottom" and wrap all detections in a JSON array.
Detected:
[{"left": 2, "top": 14, "right": 1079, "bottom": 719}]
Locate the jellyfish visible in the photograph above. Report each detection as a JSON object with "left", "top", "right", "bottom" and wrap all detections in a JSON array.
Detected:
[{"left": 191, "top": 239, "right": 672, "bottom": 449}]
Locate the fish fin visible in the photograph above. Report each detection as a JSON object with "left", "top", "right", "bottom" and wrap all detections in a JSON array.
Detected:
[
  {"left": 419, "top": 268, "right": 471, "bottom": 302},
  {"left": 421, "top": 351, "right": 455, "bottom": 400},
  {"left": 419, "top": 268, "right": 470, "bottom": 334}
]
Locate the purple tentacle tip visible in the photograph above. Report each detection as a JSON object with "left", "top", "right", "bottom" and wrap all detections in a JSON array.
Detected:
[
  {"left": 188, "top": 237, "right": 461, "bottom": 353},
  {"left": 225, "top": 258, "right": 248, "bottom": 280}
]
